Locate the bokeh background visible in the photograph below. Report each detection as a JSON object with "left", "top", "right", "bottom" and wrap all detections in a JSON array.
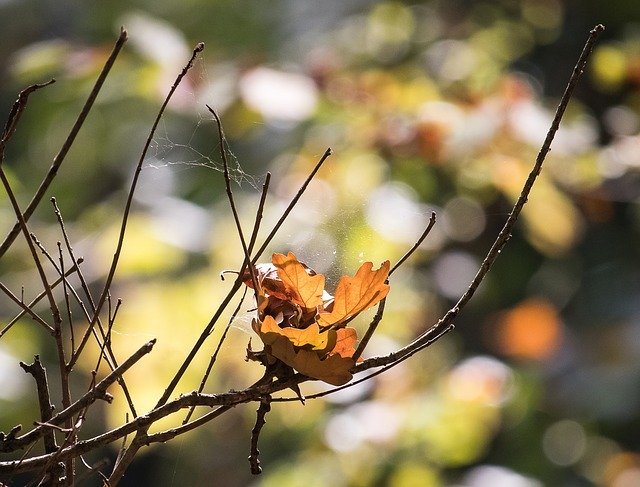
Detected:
[{"left": 1, "top": 1, "right": 640, "bottom": 486}]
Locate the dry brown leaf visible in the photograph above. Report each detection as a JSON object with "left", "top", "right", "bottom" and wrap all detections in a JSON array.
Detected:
[
  {"left": 269, "top": 335, "right": 355, "bottom": 386},
  {"left": 318, "top": 260, "right": 390, "bottom": 328},
  {"left": 255, "top": 316, "right": 336, "bottom": 353},
  {"left": 272, "top": 252, "right": 325, "bottom": 309},
  {"left": 330, "top": 327, "right": 358, "bottom": 359}
]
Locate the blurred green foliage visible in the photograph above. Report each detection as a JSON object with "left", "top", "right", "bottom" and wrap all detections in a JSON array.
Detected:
[{"left": 1, "top": 1, "right": 640, "bottom": 486}]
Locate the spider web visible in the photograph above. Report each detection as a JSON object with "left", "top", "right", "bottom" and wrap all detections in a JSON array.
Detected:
[{"left": 143, "top": 54, "right": 260, "bottom": 191}]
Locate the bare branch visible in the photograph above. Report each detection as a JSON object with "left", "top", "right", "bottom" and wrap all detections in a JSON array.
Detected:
[
  {"left": 248, "top": 395, "right": 271, "bottom": 475},
  {"left": 251, "top": 148, "right": 332, "bottom": 264},
  {"left": 0, "top": 281, "right": 54, "bottom": 334},
  {"left": 19, "top": 356, "right": 57, "bottom": 454},
  {"left": 1, "top": 340, "right": 155, "bottom": 454},
  {"left": 1, "top": 259, "right": 82, "bottom": 338},
  {"left": 0, "top": 79, "right": 55, "bottom": 152},
  {"left": 0, "top": 28, "right": 128, "bottom": 257},
  {"left": 390, "top": 211, "right": 437, "bottom": 276}
]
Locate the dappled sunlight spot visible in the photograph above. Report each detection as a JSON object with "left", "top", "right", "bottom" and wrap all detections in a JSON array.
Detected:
[
  {"left": 443, "top": 196, "right": 486, "bottom": 242},
  {"left": 411, "top": 397, "right": 498, "bottom": 466},
  {"left": 580, "top": 436, "right": 621, "bottom": 485},
  {"left": 194, "top": 61, "right": 240, "bottom": 114},
  {"left": 521, "top": 0, "right": 564, "bottom": 31},
  {"left": 95, "top": 215, "right": 187, "bottom": 276},
  {"left": 508, "top": 99, "right": 553, "bottom": 148},
  {"left": 366, "top": 2, "right": 415, "bottom": 63},
  {"left": 324, "top": 401, "right": 402, "bottom": 453},
  {"left": 120, "top": 12, "right": 189, "bottom": 67},
  {"left": 424, "top": 39, "right": 478, "bottom": 82},
  {"left": 494, "top": 298, "right": 562, "bottom": 360},
  {"left": 603, "top": 106, "right": 640, "bottom": 137},
  {"left": 77, "top": 273, "right": 231, "bottom": 431},
  {"left": 0, "top": 345, "right": 29, "bottom": 400},
  {"left": 551, "top": 115, "right": 599, "bottom": 157},
  {"left": 472, "top": 21, "right": 535, "bottom": 63},
  {"left": 592, "top": 45, "right": 628, "bottom": 91},
  {"left": 275, "top": 172, "right": 338, "bottom": 227},
  {"left": 10, "top": 39, "right": 71, "bottom": 82},
  {"left": 336, "top": 151, "right": 388, "bottom": 200},
  {"left": 388, "top": 462, "right": 441, "bottom": 487},
  {"left": 432, "top": 250, "right": 479, "bottom": 300},
  {"left": 523, "top": 182, "right": 584, "bottom": 255},
  {"left": 119, "top": 11, "right": 195, "bottom": 108},
  {"left": 445, "top": 356, "right": 514, "bottom": 407},
  {"left": 239, "top": 67, "right": 318, "bottom": 122},
  {"left": 149, "top": 196, "right": 213, "bottom": 252},
  {"left": 416, "top": 101, "right": 465, "bottom": 162},
  {"left": 599, "top": 135, "right": 640, "bottom": 178},
  {"left": 542, "top": 419, "right": 587, "bottom": 466},
  {"left": 492, "top": 156, "right": 583, "bottom": 255},
  {"left": 366, "top": 181, "right": 434, "bottom": 245},
  {"left": 463, "top": 464, "right": 543, "bottom": 487}
]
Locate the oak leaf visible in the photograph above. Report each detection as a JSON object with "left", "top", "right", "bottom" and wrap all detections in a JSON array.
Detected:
[
  {"left": 272, "top": 252, "right": 325, "bottom": 309},
  {"left": 254, "top": 316, "right": 336, "bottom": 353},
  {"left": 318, "top": 260, "right": 390, "bottom": 328},
  {"left": 268, "top": 334, "right": 355, "bottom": 386},
  {"left": 247, "top": 254, "right": 391, "bottom": 386}
]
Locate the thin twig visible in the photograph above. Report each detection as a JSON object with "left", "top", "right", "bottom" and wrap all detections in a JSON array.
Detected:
[
  {"left": 207, "top": 105, "right": 259, "bottom": 295},
  {"left": 0, "top": 80, "right": 56, "bottom": 152},
  {"left": 57, "top": 241, "right": 75, "bottom": 354},
  {"left": 19, "top": 356, "right": 57, "bottom": 454},
  {"left": 0, "top": 281, "right": 54, "bottom": 334},
  {"left": 1, "top": 258, "right": 82, "bottom": 337},
  {"left": 183, "top": 287, "right": 248, "bottom": 424},
  {"left": 248, "top": 395, "right": 271, "bottom": 475},
  {"left": 0, "top": 28, "right": 128, "bottom": 258},
  {"left": 1, "top": 339, "right": 155, "bottom": 454},
  {"left": 251, "top": 148, "right": 332, "bottom": 264},
  {"left": 236, "top": 173, "right": 271, "bottom": 282},
  {"left": 389, "top": 211, "right": 437, "bottom": 276}
]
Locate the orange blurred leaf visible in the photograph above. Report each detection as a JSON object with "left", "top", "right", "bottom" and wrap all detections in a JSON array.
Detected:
[
  {"left": 318, "top": 260, "right": 390, "bottom": 328},
  {"left": 494, "top": 298, "right": 562, "bottom": 360},
  {"left": 272, "top": 252, "right": 325, "bottom": 309}
]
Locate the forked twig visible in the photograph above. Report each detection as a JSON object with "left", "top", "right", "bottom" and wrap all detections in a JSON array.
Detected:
[
  {"left": 207, "top": 105, "right": 259, "bottom": 294},
  {"left": 1, "top": 259, "right": 82, "bottom": 337},
  {"left": 251, "top": 148, "right": 332, "bottom": 264}
]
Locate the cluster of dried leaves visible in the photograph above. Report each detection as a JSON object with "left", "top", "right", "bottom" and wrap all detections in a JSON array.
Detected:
[{"left": 246, "top": 252, "right": 390, "bottom": 385}]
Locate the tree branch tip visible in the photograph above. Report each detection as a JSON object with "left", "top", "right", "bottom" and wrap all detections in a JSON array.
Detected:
[
  {"left": 195, "top": 42, "right": 205, "bottom": 53},
  {"left": 593, "top": 23, "right": 605, "bottom": 33}
]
